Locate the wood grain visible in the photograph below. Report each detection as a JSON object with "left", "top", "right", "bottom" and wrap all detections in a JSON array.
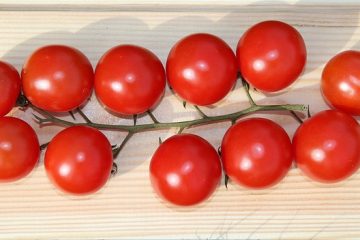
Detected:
[{"left": 0, "top": 2, "right": 360, "bottom": 239}]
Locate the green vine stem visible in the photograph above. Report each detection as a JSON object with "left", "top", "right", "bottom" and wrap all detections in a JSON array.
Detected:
[
  {"left": 32, "top": 102, "right": 306, "bottom": 133},
  {"left": 28, "top": 80, "right": 307, "bottom": 154}
]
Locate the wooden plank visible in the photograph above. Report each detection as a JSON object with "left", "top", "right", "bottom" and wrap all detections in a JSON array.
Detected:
[
  {"left": 0, "top": 3, "right": 360, "bottom": 239},
  {"left": 0, "top": 1, "right": 359, "bottom": 12},
  {"left": 0, "top": 0, "right": 360, "bottom": 7}
]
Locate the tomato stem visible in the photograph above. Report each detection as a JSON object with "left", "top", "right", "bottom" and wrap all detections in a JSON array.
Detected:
[
  {"left": 224, "top": 175, "right": 229, "bottom": 189},
  {"left": 307, "top": 105, "right": 312, "bottom": 118},
  {"left": 111, "top": 162, "right": 118, "bottom": 175},
  {"left": 289, "top": 110, "right": 304, "bottom": 124},
  {"left": 40, "top": 142, "right": 49, "bottom": 150},
  {"left": 68, "top": 111, "right": 76, "bottom": 120},
  {"left": 194, "top": 105, "right": 209, "bottom": 119},
  {"left": 147, "top": 110, "right": 159, "bottom": 123},
  {"left": 32, "top": 101, "right": 307, "bottom": 133},
  {"left": 133, "top": 114, "right": 138, "bottom": 126},
  {"left": 30, "top": 80, "right": 308, "bottom": 157},
  {"left": 242, "top": 78, "right": 257, "bottom": 106},
  {"left": 15, "top": 93, "right": 30, "bottom": 108},
  {"left": 113, "top": 132, "right": 134, "bottom": 158},
  {"left": 77, "top": 107, "right": 93, "bottom": 123}
]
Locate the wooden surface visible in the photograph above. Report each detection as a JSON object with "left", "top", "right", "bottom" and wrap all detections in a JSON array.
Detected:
[{"left": 1, "top": 1, "right": 360, "bottom": 239}]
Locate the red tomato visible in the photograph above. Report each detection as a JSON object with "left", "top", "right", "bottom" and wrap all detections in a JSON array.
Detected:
[
  {"left": 166, "top": 33, "right": 238, "bottom": 106},
  {"left": 293, "top": 110, "right": 360, "bottom": 183},
  {"left": 22, "top": 45, "right": 93, "bottom": 112},
  {"left": 221, "top": 118, "right": 293, "bottom": 189},
  {"left": 237, "top": 20, "right": 306, "bottom": 92},
  {"left": 0, "top": 117, "right": 39, "bottom": 182},
  {"left": 0, "top": 61, "right": 21, "bottom": 116},
  {"left": 321, "top": 50, "right": 360, "bottom": 115},
  {"left": 150, "top": 134, "right": 221, "bottom": 206},
  {"left": 45, "top": 126, "right": 113, "bottom": 195},
  {"left": 95, "top": 45, "right": 166, "bottom": 115}
]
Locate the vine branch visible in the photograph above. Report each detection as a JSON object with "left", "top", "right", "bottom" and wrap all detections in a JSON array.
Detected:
[
  {"left": 242, "top": 79, "right": 256, "bottom": 106},
  {"left": 147, "top": 110, "right": 160, "bottom": 123},
  {"left": 77, "top": 107, "right": 93, "bottom": 123},
  {"left": 112, "top": 132, "right": 134, "bottom": 158},
  {"left": 194, "top": 105, "right": 209, "bottom": 119}
]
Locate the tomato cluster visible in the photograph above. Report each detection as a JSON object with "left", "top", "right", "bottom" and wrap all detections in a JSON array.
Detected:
[{"left": 0, "top": 20, "right": 360, "bottom": 206}]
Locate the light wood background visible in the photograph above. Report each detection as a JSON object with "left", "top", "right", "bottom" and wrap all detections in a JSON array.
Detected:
[{"left": 1, "top": 1, "right": 360, "bottom": 239}]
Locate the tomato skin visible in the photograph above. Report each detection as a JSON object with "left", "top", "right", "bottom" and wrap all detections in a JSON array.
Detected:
[
  {"left": 0, "top": 61, "right": 21, "bottom": 116},
  {"left": 95, "top": 45, "right": 166, "bottom": 115},
  {"left": 321, "top": 50, "right": 360, "bottom": 115},
  {"left": 22, "top": 45, "right": 94, "bottom": 112},
  {"left": 166, "top": 33, "right": 238, "bottom": 106},
  {"left": 221, "top": 118, "right": 293, "bottom": 189},
  {"left": 237, "top": 20, "right": 306, "bottom": 92},
  {"left": 150, "top": 134, "right": 222, "bottom": 206},
  {"left": 293, "top": 110, "right": 360, "bottom": 183},
  {"left": 45, "top": 126, "right": 113, "bottom": 195},
  {"left": 0, "top": 117, "right": 39, "bottom": 182}
]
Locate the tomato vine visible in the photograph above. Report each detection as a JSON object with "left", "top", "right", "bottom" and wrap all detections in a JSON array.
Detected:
[{"left": 21, "top": 79, "right": 307, "bottom": 156}]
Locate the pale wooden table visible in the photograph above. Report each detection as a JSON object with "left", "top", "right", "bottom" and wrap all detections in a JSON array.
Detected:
[{"left": 1, "top": 1, "right": 360, "bottom": 239}]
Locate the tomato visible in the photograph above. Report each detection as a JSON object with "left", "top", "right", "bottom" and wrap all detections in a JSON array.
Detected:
[
  {"left": 0, "top": 117, "right": 39, "bottom": 182},
  {"left": 237, "top": 20, "right": 306, "bottom": 92},
  {"left": 150, "top": 134, "right": 221, "bottom": 206},
  {"left": 22, "top": 45, "right": 93, "bottom": 112},
  {"left": 221, "top": 118, "right": 292, "bottom": 189},
  {"left": 166, "top": 33, "right": 238, "bottom": 106},
  {"left": 44, "top": 126, "right": 113, "bottom": 195},
  {"left": 293, "top": 110, "right": 360, "bottom": 183},
  {"left": 0, "top": 61, "right": 21, "bottom": 116},
  {"left": 95, "top": 45, "right": 166, "bottom": 115},
  {"left": 321, "top": 50, "right": 360, "bottom": 115}
]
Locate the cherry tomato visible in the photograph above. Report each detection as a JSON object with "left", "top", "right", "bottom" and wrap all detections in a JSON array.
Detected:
[
  {"left": 221, "top": 118, "right": 293, "bottom": 189},
  {"left": 237, "top": 20, "right": 306, "bottom": 92},
  {"left": 166, "top": 33, "right": 238, "bottom": 106},
  {"left": 95, "top": 45, "right": 166, "bottom": 115},
  {"left": 0, "top": 117, "right": 39, "bottom": 182},
  {"left": 150, "top": 134, "right": 221, "bottom": 206},
  {"left": 321, "top": 50, "right": 360, "bottom": 115},
  {"left": 45, "top": 126, "right": 113, "bottom": 195},
  {"left": 22, "top": 45, "right": 94, "bottom": 112},
  {"left": 0, "top": 61, "right": 21, "bottom": 116},
  {"left": 293, "top": 110, "right": 360, "bottom": 183}
]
